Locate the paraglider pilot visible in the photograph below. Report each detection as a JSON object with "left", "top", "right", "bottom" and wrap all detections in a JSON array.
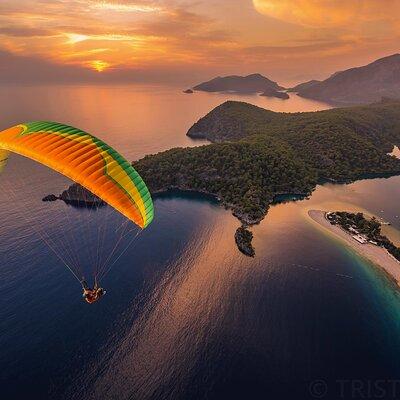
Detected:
[{"left": 81, "top": 278, "right": 106, "bottom": 304}]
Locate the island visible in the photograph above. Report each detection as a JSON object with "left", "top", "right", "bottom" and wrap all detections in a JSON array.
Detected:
[
  {"left": 183, "top": 89, "right": 193, "bottom": 94},
  {"left": 234, "top": 226, "right": 255, "bottom": 257},
  {"left": 43, "top": 182, "right": 105, "bottom": 207},
  {"left": 48, "top": 99, "right": 400, "bottom": 256},
  {"left": 259, "top": 88, "right": 289, "bottom": 99},
  {"left": 309, "top": 210, "right": 400, "bottom": 286},
  {"left": 297, "top": 53, "right": 400, "bottom": 104},
  {"left": 192, "top": 73, "right": 284, "bottom": 94}
]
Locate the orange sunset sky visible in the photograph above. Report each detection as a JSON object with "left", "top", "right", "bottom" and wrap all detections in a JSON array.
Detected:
[{"left": 0, "top": 0, "right": 399, "bottom": 85}]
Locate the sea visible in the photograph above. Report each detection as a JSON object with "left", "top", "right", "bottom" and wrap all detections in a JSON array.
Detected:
[{"left": 1, "top": 84, "right": 400, "bottom": 400}]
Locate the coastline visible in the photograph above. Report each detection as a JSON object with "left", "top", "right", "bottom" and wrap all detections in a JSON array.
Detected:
[{"left": 308, "top": 209, "right": 400, "bottom": 287}]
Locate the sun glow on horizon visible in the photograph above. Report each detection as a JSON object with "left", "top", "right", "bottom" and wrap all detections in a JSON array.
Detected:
[{"left": 90, "top": 60, "right": 111, "bottom": 72}]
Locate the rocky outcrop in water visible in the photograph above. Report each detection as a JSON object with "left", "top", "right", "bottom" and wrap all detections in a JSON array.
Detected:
[
  {"left": 43, "top": 183, "right": 106, "bottom": 207},
  {"left": 42, "top": 194, "right": 58, "bottom": 202},
  {"left": 235, "top": 226, "right": 255, "bottom": 257}
]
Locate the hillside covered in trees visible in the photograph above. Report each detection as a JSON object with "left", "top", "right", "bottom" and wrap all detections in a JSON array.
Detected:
[
  {"left": 50, "top": 99, "right": 400, "bottom": 255},
  {"left": 135, "top": 100, "right": 400, "bottom": 227}
]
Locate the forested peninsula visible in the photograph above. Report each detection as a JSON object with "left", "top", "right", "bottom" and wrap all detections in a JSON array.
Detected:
[
  {"left": 50, "top": 100, "right": 400, "bottom": 255},
  {"left": 133, "top": 100, "right": 400, "bottom": 254}
]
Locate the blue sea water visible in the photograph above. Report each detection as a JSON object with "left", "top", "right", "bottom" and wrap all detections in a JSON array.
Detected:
[{"left": 1, "top": 84, "right": 400, "bottom": 400}]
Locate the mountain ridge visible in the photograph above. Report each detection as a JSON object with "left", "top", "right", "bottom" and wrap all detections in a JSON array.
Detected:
[{"left": 298, "top": 54, "right": 400, "bottom": 104}]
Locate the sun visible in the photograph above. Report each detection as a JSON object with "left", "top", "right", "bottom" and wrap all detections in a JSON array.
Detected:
[{"left": 90, "top": 60, "right": 111, "bottom": 72}]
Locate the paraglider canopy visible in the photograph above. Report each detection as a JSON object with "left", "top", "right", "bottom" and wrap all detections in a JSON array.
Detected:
[
  {"left": 0, "top": 121, "right": 153, "bottom": 228},
  {"left": 0, "top": 121, "right": 154, "bottom": 291}
]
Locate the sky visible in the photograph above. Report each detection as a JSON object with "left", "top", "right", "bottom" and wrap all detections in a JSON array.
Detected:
[{"left": 0, "top": 0, "right": 399, "bottom": 86}]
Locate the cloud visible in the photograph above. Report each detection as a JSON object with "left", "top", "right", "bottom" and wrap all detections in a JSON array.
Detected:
[
  {"left": 0, "top": 0, "right": 235, "bottom": 73},
  {"left": 0, "top": 0, "right": 399, "bottom": 84},
  {"left": 0, "top": 48, "right": 224, "bottom": 85},
  {"left": 253, "top": 0, "right": 400, "bottom": 28},
  {"left": 0, "top": 26, "right": 53, "bottom": 37},
  {"left": 0, "top": 49, "right": 93, "bottom": 83},
  {"left": 241, "top": 40, "right": 355, "bottom": 58},
  {"left": 90, "top": 0, "right": 162, "bottom": 13}
]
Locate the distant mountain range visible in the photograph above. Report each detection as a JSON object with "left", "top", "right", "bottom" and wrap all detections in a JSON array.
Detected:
[
  {"left": 296, "top": 54, "right": 400, "bottom": 104},
  {"left": 192, "top": 73, "right": 284, "bottom": 94},
  {"left": 189, "top": 54, "right": 400, "bottom": 105}
]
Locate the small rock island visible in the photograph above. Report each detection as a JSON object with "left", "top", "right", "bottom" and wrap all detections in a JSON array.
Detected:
[
  {"left": 235, "top": 226, "right": 255, "bottom": 257},
  {"left": 43, "top": 183, "right": 105, "bottom": 207}
]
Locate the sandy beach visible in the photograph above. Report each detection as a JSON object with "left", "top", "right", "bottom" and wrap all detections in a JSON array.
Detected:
[{"left": 308, "top": 209, "right": 400, "bottom": 287}]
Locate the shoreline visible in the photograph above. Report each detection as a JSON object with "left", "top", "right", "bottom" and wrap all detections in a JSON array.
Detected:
[{"left": 308, "top": 209, "right": 400, "bottom": 287}]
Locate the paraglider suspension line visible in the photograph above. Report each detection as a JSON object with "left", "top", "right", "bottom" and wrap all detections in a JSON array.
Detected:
[{"left": 98, "top": 228, "right": 142, "bottom": 282}]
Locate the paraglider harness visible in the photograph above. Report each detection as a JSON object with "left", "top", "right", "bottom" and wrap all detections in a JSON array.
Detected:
[{"left": 81, "top": 278, "right": 106, "bottom": 304}]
